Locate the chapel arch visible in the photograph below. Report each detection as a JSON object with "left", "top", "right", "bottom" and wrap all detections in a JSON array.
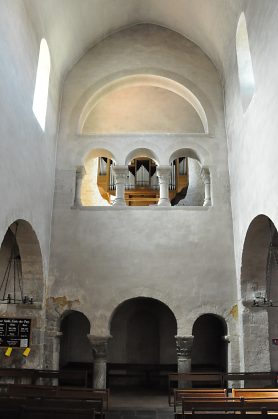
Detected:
[
  {"left": 108, "top": 297, "right": 177, "bottom": 388},
  {"left": 240, "top": 215, "right": 278, "bottom": 371},
  {"left": 59, "top": 310, "right": 92, "bottom": 370},
  {"left": 0, "top": 219, "right": 44, "bottom": 304},
  {"left": 192, "top": 314, "right": 228, "bottom": 373}
]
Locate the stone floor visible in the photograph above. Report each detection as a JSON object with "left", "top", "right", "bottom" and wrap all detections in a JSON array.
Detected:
[{"left": 108, "top": 388, "right": 174, "bottom": 419}]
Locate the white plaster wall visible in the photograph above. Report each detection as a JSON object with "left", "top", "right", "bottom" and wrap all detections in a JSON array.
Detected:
[
  {"left": 0, "top": 1, "right": 60, "bottom": 368},
  {"left": 0, "top": 1, "right": 59, "bottom": 275},
  {"left": 222, "top": 1, "right": 278, "bottom": 370},
  {"left": 49, "top": 24, "right": 239, "bottom": 372}
]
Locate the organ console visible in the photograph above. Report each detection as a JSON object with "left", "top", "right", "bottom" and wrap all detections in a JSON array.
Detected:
[{"left": 97, "top": 157, "right": 189, "bottom": 206}]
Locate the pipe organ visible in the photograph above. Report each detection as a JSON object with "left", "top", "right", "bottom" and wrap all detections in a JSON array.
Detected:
[{"left": 97, "top": 157, "right": 188, "bottom": 206}]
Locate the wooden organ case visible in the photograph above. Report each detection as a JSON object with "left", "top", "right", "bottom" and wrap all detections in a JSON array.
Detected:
[{"left": 97, "top": 157, "right": 189, "bottom": 206}]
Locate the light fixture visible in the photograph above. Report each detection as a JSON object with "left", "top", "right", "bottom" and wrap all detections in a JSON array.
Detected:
[
  {"left": 253, "top": 222, "right": 278, "bottom": 308},
  {"left": 0, "top": 222, "right": 33, "bottom": 304}
]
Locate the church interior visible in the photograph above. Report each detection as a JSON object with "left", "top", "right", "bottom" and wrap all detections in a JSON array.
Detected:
[{"left": 0, "top": 0, "right": 278, "bottom": 418}]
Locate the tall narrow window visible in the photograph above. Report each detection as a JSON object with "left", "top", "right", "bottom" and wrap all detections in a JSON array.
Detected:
[
  {"left": 236, "top": 13, "right": 255, "bottom": 112},
  {"left": 32, "top": 39, "right": 50, "bottom": 131}
]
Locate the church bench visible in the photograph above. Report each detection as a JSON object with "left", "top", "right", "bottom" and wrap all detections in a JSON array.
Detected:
[
  {"left": 232, "top": 388, "right": 278, "bottom": 398},
  {"left": 173, "top": 389, "right": 227, "bottom": 412},
  {"left": 56, "top": 387, "right": 109, "bottom": 410},
  {"left": 3, "top": 384, "right": 107, "bottom": 417},
  {"left": 181, "top": 398, "right": 278, "bottom": 419},
  {"left": 0, "top": 393, "right": 103, "bottom": 418},
  {"left": 168, "top": 373, "right": 223, "bottom": 405},
  {"left": 20, "top": 405, "right": 95, "bottom": 419},
  {"left": 107, "top": 363, "right": 176, "bottom": 388},
  {"left": 0, "top": 368, "right": 88, "bottom": 387}
]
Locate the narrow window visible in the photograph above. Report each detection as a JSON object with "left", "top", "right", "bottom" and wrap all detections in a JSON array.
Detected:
[
  {"left": 32, "top": 39, "right": 50, "bottom": 131},
  {"left": 236, "top": 13, "right": 255, "bottom": 112}
]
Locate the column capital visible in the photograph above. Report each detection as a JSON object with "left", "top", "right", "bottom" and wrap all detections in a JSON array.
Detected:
[
  {"left": 175, "top": 335, "right": 194, "bottom": 358},
  {"left": 157, "top": 165, "right": 171, "bottom": 206},
  {"left": 200, "top": 167, "right": 210, "bottom": 184},
  {"left": 87, "top": 335, "right": 112, "bottom": 359},
  {"left": 112, "top": 165, "right": 129, "bottom": 179},
  {"left": 156, "top": 165, "right": 172, "bottom": 179}
]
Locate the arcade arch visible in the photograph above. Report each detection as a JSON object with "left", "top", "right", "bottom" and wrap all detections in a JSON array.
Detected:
[
  {"left": 241, "top": 215, "right": 278, "bottom": 371},
  {"left": 192, "top": 314, "right": 228, "bottom": 373},
  {"left": 59, "top": 310, "right": 92, "bottom": 369},
  {"left": 108, "top": 297, "right": 177, "bottom": 388}
]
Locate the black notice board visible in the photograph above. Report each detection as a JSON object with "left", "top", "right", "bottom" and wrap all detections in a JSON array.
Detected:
[{"left": 0, "top": 318, "right": 31, "bottom": 348}]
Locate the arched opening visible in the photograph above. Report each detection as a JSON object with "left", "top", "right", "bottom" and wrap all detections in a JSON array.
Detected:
[
  {"left": 192, "top": 314, "right": 228, "bottom": 373},
  {"left": 0, "top": 220, "right": 43, "bottom": 304},
  {"left": 0, "top": 220, "right": 44, "bottom": 368},
  {"left": 79, "top": 74, "right": 208, "bottom": 134},
  {"left": 125, "top": 155, "right": 159, "bottom": 206},
  {"left": 169, "top": 150, "right": 205, "bottom": 206},
  {"left": 59, "top": 311, "right": 92, "bottom": 370},
  {"left": 81, "top": 149, "right": 116, "bottom": 206},
  {"left": 236, "top": 12, "right": 255, "bottom": 112},
  {"left": 241, "top": 215, "right": 278, "bottom": 371},
  {"left": 108, "top": 297, "right": 177, "bottom": 389},
  {"left": 32, "top": 39, "right": 51, "bottom": 131}
]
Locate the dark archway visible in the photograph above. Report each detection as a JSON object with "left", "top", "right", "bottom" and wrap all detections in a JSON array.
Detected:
[
  {"left": 192, "top": 314, "right": 227, "bottom": 373},
  {"left": 59, "top": 311, "right": 92, "bottom": 369},
  {"left": 108, "top": 297, "right": 177, "bottom": 388}
]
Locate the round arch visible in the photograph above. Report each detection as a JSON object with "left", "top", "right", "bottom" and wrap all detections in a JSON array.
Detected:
[
  {"left": 125, "top": 147, "right": 159, "bottom": 166},
  {"left": 59, "top": 310, "right": 92, "bottom": 369},
  {"left": 81, "top": 148, "right": 116, "bottom": 206},
  {"left": 0, "top": 219, "right": 44, "bottom": 303},
  {"left": 240, "top": 214, "right": 278, "bottom": 372},
  {"left": 192, "top": 313, "right": 228, "bottom": 373},
  {"left": 108, "top": 297, "right": 177, "bottom": 388},
  {"left": 78, "top": 74, "right": 209, "bottom": 134}
]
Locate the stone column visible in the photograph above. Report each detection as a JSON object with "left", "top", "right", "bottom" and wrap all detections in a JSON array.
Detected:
[
  {"left": 157, "top": 165, "right": 172, "bottom": 206},
  {"left": 87, "top": 335, "right": 111, "bottom": 389},
  {"left": 112, "top": 165, "right": 128, "bottom": 206},
  {"left": 175, "top": 335, "right": 194, "bottom": 388},
  {"left": 74, "top": 166, "right": 86, "bottom": 207},
  {"left": 201, "top": 167, "right": 211, "bottom": 206}
]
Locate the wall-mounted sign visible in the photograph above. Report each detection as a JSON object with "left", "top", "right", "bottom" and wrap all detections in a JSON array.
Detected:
[{"left": 0, "top": 318, "right": 31, "bottom": 348}]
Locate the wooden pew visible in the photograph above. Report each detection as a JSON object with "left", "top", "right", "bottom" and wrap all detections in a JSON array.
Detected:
[
  {"left": 2, "top": 384, "right": 107, "bottom": 418},
  {"left": 232, "top": 388, "right": 278, "bottom": 398},
  {"left": 181, "top": 397, "right": 278, "bottom": 419},
  {"left": 0, "top": 390, "right": 103, "bottom": 418},
  {"left": 0, "top": 368, "right": 88, "bottom": 387},
  {"left": 181, "top": 398, "right": 278, "bottom": 419},
  {"left": 226, "top": 372, "right": 277, "bottom": 388},
  {"left": 168, "top": 373, "right": 223, "bottom": 405},
  {"left": 173, "top": 388, "right": 227, "bottom": 412},
  {"left": 20, "top": 405, "right": 95, "bottom": 419},
  {"left": 34, "top": 369, "right": 88, "bottom": 387},
  {"left": 7, "top": 384, "right": 57, "bottom": 398},
  {"left": 56, "top": 387, "right": 109, "bottom": 409}
]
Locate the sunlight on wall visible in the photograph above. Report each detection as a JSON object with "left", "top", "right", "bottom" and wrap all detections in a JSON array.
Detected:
[
  {"left": 32, "top": 39, "right": 50, "bottom": 131},
  {"left": 236, "top": 13, "right": 255, "bottom": 112},
  {"left": 81, "top": 158, "right": 110, "bottom": 206}
]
